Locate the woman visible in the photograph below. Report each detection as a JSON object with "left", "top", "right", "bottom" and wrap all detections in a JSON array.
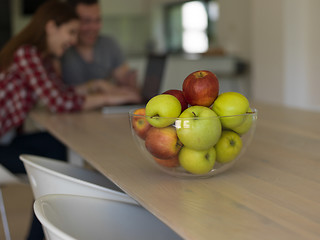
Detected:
[
  {"left": 0, "top": 0, "right": 139, "bottom": 239},
  {"left": 0, "top": 0, "right": 141, "bottom": 138},
  {"left": 0, "top": 0, "right": 142, "bottom": 168}
]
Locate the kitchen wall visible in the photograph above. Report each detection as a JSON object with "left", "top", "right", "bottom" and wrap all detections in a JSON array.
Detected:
[
  {"left": 100, "top": 0, "right": 151, "bottom": 55},
  {"left": 251, "top": 0, "right": 320, "bottom": 111},
  {"left": 216, "top": 0, "right": 252, "bottom": 60}
]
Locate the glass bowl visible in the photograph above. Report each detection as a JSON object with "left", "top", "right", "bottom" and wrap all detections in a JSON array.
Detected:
[{"left": 129, "top": 108, "right": 257, "bottom": 178}]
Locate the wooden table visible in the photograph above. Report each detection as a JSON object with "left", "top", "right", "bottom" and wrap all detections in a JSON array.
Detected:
[{"left": 30, "top": 102, "right": 320, "bottom": 240}]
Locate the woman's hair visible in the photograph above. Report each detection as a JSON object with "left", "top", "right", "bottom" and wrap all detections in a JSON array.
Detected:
[{"left": 0, "top": 0, "right": 78, "bottom": 71}]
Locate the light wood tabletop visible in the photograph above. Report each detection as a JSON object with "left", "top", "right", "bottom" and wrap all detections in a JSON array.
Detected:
[{"left": 30, "top": 102, "right": 320, "bottom": 240}]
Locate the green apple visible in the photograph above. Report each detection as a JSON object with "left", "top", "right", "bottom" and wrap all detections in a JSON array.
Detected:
[
  {"left": 179, "top": 146, "right": 216, "bottom": 174},
  {"left": 232, "top": 107, "right": 254, "bottom": 135},
  {"left": 176, "top": 106, "right": 221, "bottom": 150},
  {"left": 212, "top": 92, "right": 249, "bottom": 129},
  {"left": 145, "top": 94, "right": 181, "bottom": 128},
  {"left": 215, "top": 130, "right": 243, "bottom": 163}
]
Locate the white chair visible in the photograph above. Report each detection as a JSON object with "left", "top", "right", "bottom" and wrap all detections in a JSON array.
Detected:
[
  {"left": 34, "top": 194, "right": 182, "bottom": 240},
  {"left": 0, "top": 165, "right": 27, "bottom": 240},
  {"left": 19, "top": 154, "right": 137, "bottom": 205}
]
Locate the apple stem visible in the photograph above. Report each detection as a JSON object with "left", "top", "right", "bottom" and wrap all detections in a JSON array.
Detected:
[
  {"left": 230, "top": 139, "right": 236, "bottom": 147},
  {"left": 176, "top": 140, "right": 183, "bottom": 148},
  {"left": 192, "top": 112, "right": 197, "bottom": 117}
]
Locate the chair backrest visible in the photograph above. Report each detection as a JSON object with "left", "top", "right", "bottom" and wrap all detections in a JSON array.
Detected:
[
  {"left": 19, "top": 154, "right": 137, "bottom": 205},
  {"left": 0, "top": 165, "right": 20, "bottom": 185},
  {"left": 34, "top": 194, "right": 182, "bottom": 240}
]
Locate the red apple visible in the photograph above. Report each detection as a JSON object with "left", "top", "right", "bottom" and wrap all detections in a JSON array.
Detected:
[
  {"left": 162, "top": 89, "right": 188, "bottom": 112},
  {"left": 132, "top": 108, "right": 151, "bottom": 140},
  {"left": 182, "top": 70, "right": 219, "bottom": 107},
  {"left": 154, "top": 156, "right": 180, "bottom": 168},
  {"left": 145, "top": 126, "right": 183, "bottom": 159}
]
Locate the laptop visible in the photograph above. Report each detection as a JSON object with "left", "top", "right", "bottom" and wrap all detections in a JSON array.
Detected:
[{"left": 102, "top": 54, "right": 167, "bottom": 114}]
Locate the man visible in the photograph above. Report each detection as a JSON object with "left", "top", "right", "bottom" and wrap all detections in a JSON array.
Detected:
[{"left": 62, "top": 0, "right": 139, "bottom": 96}]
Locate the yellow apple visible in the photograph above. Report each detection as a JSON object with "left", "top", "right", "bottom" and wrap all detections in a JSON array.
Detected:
[
  {"left": 232, "top": 107, "right": 254, "bottom": 135},
  {"left": 145, "top": 94, "right": 181, "bottom": 128},
  {"left": 212, "top": 92, "right": 249, "bottom": 129},
  {"left": 179, "top": 146, "right": 216, "bottom": 174},
  {"left": 215, "top": 130, "right": 243, "bottom": 163}
]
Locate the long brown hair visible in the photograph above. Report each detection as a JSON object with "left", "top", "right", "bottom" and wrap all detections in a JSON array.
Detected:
[{"left": 0, "top": 0, "right": 78, "bottom": 71}]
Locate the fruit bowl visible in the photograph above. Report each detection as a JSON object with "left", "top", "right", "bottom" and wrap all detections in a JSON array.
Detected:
[{"left": 129, "top": 108, "right": 258, "bottom": 178}]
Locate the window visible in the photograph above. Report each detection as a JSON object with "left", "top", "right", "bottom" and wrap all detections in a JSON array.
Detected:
[{"left": 165, "top": 0, "right": 219, "bottom": 54}]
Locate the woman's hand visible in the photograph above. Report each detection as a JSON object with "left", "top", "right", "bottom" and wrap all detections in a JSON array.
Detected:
[
  {"left": 102, "top": 87, "right": 142, "bottom": 106},
  {"left": 80, "top": 84, "right": 142, "bottom": 110}
]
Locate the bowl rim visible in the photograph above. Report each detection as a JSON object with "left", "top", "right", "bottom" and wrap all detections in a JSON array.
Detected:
[
  {"left": 129, "top": 108, "right": 258, "bottom": 120},
  {"left": 129, "top": 107, "right": 258, "bottom": 178}
]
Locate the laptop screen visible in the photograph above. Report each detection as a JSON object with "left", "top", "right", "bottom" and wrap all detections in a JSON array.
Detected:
[
  {"left": 101, "top": 54, "right": 167, "bottom": 114},
  {"left": 140, "top": 54, "right": 167, "bottom": 103}
]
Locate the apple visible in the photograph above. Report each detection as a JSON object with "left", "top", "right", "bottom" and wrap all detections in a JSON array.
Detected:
[
  {"left": 154, "top": 156, "right": 180, "bottom": 168},
  {"left": 131, "top": 108, "right": 151, "bottom": 139},
  {"left": 176, "top": 106, "right": 221, "bottom": 150},
  {"left": 179, "top": 146, "right": 216, "bottom": 174},
  {"left": 163, "top": 89, "right": 188, "bottom": 112},
  {"left": 182, "top": 70, "right": 219, "bottom": 107},
  {"left": 145, "top": 94, "right": 181, "bottom": 128},
  {"left": 232, "top": 107, "right": 254, "bottom": 135},
  {"left": 212, "top": 92, "right": 249, "bottom": 129},
  {"left": 215, "top": 130, "right": 243, "bottom": 163},
  {"left": 145, "top": 126, "right": 183, "bottom": 159}
]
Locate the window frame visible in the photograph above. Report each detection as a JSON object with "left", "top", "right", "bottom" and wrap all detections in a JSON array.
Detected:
[{"left": 164, "top": 0, "right": 216, "bottom": 54}]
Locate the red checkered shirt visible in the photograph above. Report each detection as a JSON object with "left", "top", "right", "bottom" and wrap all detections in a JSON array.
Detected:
[{"left": 0, "top": 45, "right": 85, "bottom": 137}]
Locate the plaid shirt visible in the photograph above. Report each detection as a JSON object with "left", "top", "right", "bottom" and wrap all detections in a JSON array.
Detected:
[{"left": 0, "top": 45, "right": 85, "bottom": 137}]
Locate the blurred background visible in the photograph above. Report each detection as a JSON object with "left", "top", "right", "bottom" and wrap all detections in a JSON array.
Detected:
[{"left": 2, "top": 0, "right": 320, "bottom": 111}]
